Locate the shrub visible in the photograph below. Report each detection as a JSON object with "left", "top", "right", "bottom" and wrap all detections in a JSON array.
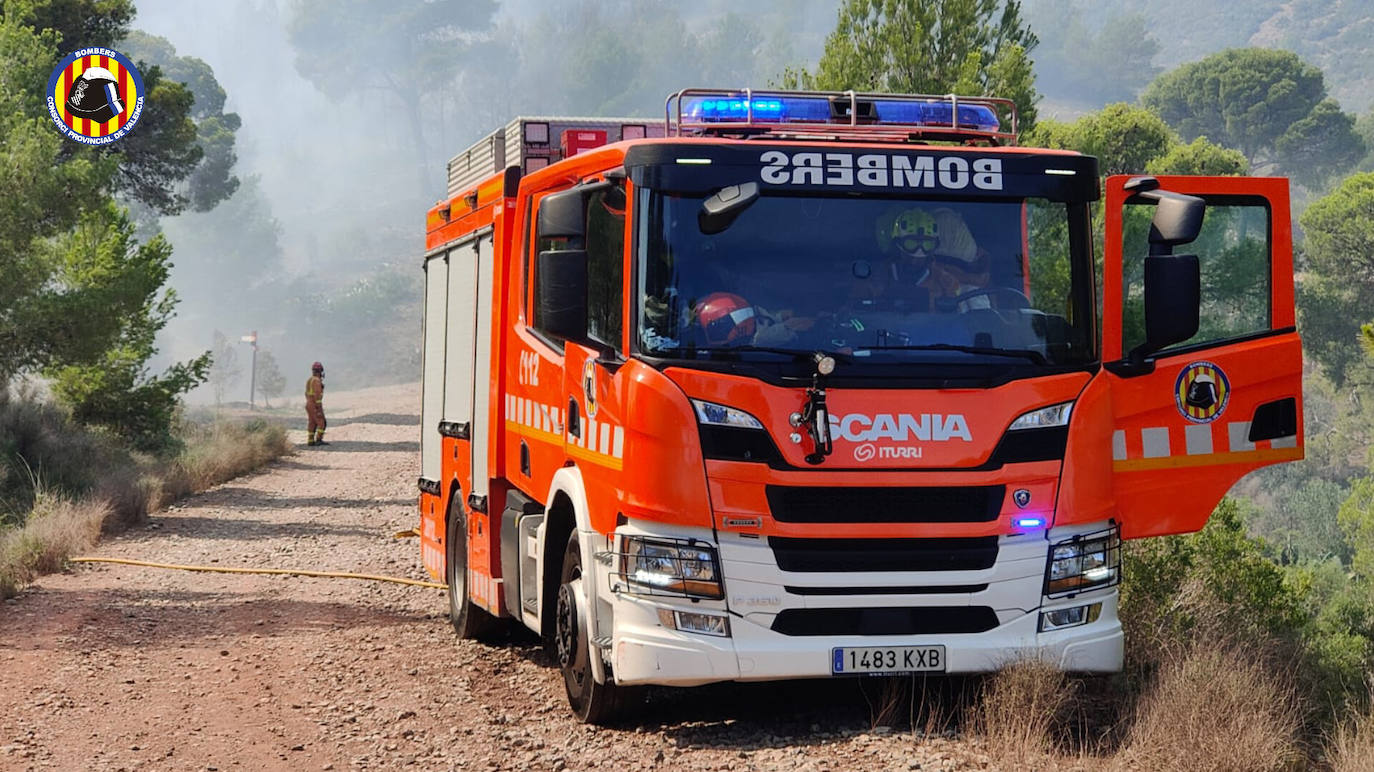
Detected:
[
  {"left": 1119, "top": 643, "right": 1302, "bottom": 771},
  {"left": 0, "top": 493, "right": 109, "bottom": 599}
]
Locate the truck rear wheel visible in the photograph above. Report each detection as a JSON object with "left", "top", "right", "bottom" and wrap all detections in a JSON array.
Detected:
[
  {"left": 446, "top": 496, "right": 499, "bottom": 640},
  {"left": 556, "top": 530, "right": 635, "bottom": 724}
]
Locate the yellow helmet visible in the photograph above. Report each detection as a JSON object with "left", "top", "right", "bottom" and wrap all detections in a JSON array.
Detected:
[{"left": 889, "top": 207, "right": 940, "bottom": 256}]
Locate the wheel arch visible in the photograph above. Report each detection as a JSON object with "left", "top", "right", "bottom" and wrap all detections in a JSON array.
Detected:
[{"left": 539, "top": 465, "right": 609, "bottom": 684}]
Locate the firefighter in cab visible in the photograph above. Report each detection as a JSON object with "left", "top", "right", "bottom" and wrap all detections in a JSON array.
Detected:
[{"left": 305, "top": 361, "right": 327, "bottom": 446}]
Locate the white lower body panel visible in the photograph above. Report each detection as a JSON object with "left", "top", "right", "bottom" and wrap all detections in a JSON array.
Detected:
[{"left": 605, "top": 521, "right": 1122, "bottom": 687}]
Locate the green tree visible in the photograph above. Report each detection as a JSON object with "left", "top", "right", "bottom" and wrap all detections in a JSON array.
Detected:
[
  {"left": 1028, "top": 3, "right": 1160, "bottom": 105},
  {"left": 1141, "top": 48, "right": 1364, "bottom": 189},
  {"left": 42, "top": 204, "right": 210, "bottom": 451},
  {"left": 287, "top": 0, "right": 499, "bottom": 195},
  {"left": 1027, "top": 103, "right": 1175, "bottom": 175},
  {"left": 255, "top": 349, "right": 285, "bottom": 409},
  {"left": 121, "top": 30, "right": 240, "bottom": 212},
  {"left": 13, "top": 0, "right": 233, "bottom": 215},
  {"left": 795, "top": 0, "right": 1039, "bottom": 129},
  {"left": 208, "top": 331, "right": 239, "bottom": 407},
  {"left": 1297, "top": 172, "right": 1374, "bottom": 383},
  {"left": 0, "top": 3, "right": 232, "bottom": 450}
]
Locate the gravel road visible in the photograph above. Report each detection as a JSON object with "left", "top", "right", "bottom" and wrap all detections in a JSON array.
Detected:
[{"left": 0, "top": 383, "right": 1000, "bottom": 772}]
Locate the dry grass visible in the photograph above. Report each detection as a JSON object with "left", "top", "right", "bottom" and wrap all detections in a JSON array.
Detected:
[
  {"left": 0, "top": 493, "right": 109, "bottom": 599},
  {"left": 974, "top": 659, "right": 1075, "bottom": 767},
  {"left": 1328, "top": 700, "right": 1374, "bottom": 772},
  {"left": 1118, "top": 644, "right": 1302, "bottom": 771},
  {"left": 0, "top": 410, "right": 291, "bottom": 599},
  {"left": 152, "top": 420, "right": 291, "bottom": 507}
]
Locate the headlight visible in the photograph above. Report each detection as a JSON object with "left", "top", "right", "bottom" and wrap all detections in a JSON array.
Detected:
[
  {"left": 1044, "top": 527, "right": 1120, "bottom": 596},
  {"left": 1008, "top": 401, "right": 1073, "bottom": 430},
  {"left": 691, "top": 399, "right": 764, "bottom": 430},
  {"left": 619, "top": 536, "right": 723, "bottom": 599}
]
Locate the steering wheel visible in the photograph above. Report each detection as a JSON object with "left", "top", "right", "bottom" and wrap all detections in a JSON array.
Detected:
[{"left": 950, "top": 286, "right": 1032, "bottom": 312}]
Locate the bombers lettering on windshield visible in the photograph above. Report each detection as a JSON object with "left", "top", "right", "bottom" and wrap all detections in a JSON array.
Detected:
[
  {"left": 759, "top": 150, "right": 1003, "bottom": 192},
  {"left": 829, "top": 412, "right": 972, "bottom": 443}
]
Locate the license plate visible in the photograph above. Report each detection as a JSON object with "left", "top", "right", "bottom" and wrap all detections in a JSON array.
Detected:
[{"left": 831, "top": 645, "right": 946, "bottom": 675}]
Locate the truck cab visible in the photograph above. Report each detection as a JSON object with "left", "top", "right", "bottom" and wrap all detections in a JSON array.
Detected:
[{"left": 418, "top": 89, "right": 1303, "bottom": 723}]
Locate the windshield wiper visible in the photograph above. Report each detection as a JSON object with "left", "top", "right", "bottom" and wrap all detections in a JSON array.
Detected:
[
  {"left": 852, "top": 343, "right": 1047, "bottom": 365},
  {"left": 662, "top": 345, "right": 854, "bottom": 364}
]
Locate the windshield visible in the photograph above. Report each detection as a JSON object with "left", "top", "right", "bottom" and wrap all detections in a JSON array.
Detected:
[{"left": 635, "top": 189, "right": 1095, "bottom": 372}]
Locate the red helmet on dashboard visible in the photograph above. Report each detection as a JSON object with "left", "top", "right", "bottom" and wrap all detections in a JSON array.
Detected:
[{"left": 695, "top": 292, "right": 756, "bottom": 345}]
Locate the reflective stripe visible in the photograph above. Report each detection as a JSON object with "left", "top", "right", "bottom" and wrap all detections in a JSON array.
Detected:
[
  {"left": 1112, "top": 421, "right": 1298, "bottom": 472},
  {"left": 503, "top": 395, "right": 625, "bottom": 469}
]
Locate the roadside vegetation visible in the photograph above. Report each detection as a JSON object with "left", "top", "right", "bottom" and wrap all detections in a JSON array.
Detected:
[
  {"left": 0, "top": 5, "right": 293, "bottom": 598},
  {"left": 0, "top": 387, "right": 290, "bottom": 599}
]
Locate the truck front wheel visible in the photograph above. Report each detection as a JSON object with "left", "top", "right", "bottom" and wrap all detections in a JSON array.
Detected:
[{"left": 556, "top": 530, "right": 635, "bottom": 724}]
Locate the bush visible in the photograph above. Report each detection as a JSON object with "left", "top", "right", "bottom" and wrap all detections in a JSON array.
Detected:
[
  {"left": 0, "top": 493, "right": 109, "bottom": 599},
  {"left": 1121, "top": 499, "right": 1308, "bottom": 679},
  {"left": 0, "top": 390, "right": 291, "bottom": 598},
  {"left": 0, "top": 387, "right": 146, "bottom": 526},
  {"left": 1119, "top": 643, "right": 1302, "bottom": 771},
  {"left": 154, "top": 418, "right": 290, "bottom": 505}
]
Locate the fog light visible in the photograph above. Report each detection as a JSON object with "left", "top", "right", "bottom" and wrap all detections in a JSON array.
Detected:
[
  {"left": 1038, "top": 602, "right": 1102, "bottom": 632},
  {"left": 656, "top": 608, "right": 730, "bottom": 637}
]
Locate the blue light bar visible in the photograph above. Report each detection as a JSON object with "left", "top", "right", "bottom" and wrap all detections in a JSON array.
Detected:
[
  {"left": 680, "top": 93, "right": 1002, "bottom": 132},
  {"left": 873, "top": 100, "right": 1001, "bottom": 132},
  {"left": 1013, "top": 516, "right": 1046, "bottom": 529},
  {"left": 684, "top": 96, "right": 829, "bottom": 123}
]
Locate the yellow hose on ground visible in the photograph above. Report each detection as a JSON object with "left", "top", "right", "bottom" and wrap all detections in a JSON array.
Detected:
[{"left": 70, "top": 556, "right": 448, "bottom": 590}]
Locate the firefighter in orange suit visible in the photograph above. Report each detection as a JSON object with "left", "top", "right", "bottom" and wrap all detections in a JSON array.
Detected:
[{"left": 305, "top": 361, "right": 327, "bottom": 446}]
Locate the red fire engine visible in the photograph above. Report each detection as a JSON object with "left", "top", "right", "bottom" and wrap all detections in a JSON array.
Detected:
[{"left": 417, "top": 89, "right": 1303, "bottom": 722}]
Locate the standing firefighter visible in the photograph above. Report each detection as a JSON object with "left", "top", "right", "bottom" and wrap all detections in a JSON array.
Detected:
[{"left": 305, "top": 361, "right": 327, "bottom": 446}]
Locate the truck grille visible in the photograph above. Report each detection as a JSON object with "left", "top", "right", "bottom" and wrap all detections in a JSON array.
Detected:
[
  {"left": 770, "top": 606, "right": 1000, "bottom": 636},
  {"left": 768, "top": 536, "right": 999, "bottom": 573},
  {"left": 766, "top": 485, "right": 1004, "bottom": 524}
]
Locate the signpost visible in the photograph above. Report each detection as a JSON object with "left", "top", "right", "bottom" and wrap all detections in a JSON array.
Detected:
[{"left": 240, "top": 331, "right": 258, "bottom": 409}]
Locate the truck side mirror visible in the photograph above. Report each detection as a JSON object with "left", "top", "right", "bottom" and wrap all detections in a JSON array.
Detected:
[
  {"left": 538, "top": 187, "right": 588, "bottom": 240},
  {"left": 1141, "top": 253, "right": 1200, "bottom": 352},
  {"left": 1124, "top": 176, "right": 1206, "bottom": 255},
  {"left": 536, "top": 249, "right": 589, "bottom": 341},
  {"left": 1120, "top": 177, "right": 1206, "bottom": 366}
]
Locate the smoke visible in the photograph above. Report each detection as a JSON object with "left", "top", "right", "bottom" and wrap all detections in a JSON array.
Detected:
[{"left": 127, "top": 0, "right": 830, "bottom": 403}]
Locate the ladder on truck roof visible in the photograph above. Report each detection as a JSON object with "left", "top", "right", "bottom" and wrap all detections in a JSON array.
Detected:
[{"left": 445, "top": 116, "right": 667, "bottom": 198}]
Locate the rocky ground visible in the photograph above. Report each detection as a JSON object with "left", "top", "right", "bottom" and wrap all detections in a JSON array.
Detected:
[{"left": 0, "top": 383, "right": 1007, "bottom": 772}]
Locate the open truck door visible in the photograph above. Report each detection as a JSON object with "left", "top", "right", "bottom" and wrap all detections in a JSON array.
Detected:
[{"left": 1102, "top": 175, "right": 1303, "bottom": 539}]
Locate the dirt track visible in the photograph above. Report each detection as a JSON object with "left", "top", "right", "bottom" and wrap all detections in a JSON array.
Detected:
[{"left": 0, "top": 384, "right": 995, "bottom": 772}]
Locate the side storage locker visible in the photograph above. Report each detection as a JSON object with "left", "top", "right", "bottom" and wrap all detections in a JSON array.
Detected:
[{"left": 418, "top": 251, "right": 450, "bottom": 577}]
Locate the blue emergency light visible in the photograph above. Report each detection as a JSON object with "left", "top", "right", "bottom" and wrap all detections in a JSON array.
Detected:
[{"left": 681, "top": 93, "right": 1002, "bottom": 133}]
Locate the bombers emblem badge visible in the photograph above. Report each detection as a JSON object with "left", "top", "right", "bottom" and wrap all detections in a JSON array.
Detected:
[
  {"left": 1175, "top": 361, "right": 1230, "bottom": 424},
  {"left": 46, "top": 47, "right": 145, "bottom": 145}
]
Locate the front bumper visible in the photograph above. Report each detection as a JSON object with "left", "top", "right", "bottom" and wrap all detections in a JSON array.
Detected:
[
  {"left": 611, "top": 591, "right": 1121, "bottom": 686},
  {"left": 605, "top": 523, "right": 1122, "bottom": 687}
]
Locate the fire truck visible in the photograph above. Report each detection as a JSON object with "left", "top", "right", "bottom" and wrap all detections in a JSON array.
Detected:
[{"left": 417, "top": 89, "right": 1303, "bottom": 723}]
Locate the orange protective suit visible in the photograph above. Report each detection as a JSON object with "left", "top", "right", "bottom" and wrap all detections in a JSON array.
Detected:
[{"left": 305, "top": 374, "right": 326, "bottom": 444}]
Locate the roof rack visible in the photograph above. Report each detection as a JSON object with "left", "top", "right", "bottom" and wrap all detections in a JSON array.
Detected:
[{"left": 665, "top": 88, "right": 1018, "bottom": 146}]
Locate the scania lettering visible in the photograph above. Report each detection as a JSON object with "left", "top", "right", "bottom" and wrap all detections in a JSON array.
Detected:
[
  {"left": 830, "top": 412, "right": 973, "bottom": 443},
  {"left": 415, "top": 89, "right": 1304, "bottom": 723}
]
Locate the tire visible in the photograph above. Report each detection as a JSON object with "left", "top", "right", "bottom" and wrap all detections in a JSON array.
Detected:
[
  {"left": 555, "top": 530, "right": 637, "bottom": 724},
  {"left": 446, "top": 495, "right": 500, "bottom": 640}
]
